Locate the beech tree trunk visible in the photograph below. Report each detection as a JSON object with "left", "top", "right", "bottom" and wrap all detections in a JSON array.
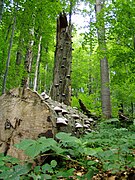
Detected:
[
  {"left": 2, "top": 16, "right": 16, "bottom": 94},
  {"left": 33, "top": 36, "right": 42, "bottom": 91},
  {"left": 50, "top": 12, "right": 72, "bottom": 105},
  {"left": 16, "top": 33, "right": 23, "bottom": 66},
  {"left": 96, "top": 0, "right": 111, "bottom": 118},
  {"left": 23, "top": 28, "right": 34, "bottom": 88}
]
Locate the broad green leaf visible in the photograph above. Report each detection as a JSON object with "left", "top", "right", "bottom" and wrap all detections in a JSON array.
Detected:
[
  {"left": 84, "top": 147, "right": 103, "bottom": 156},
  {"left": 13, "top": 164, "right": 31, "bottom": 175},
  {"left": 56, "top": 132, "right": 81, "bottom": 144},
  {"left": 50, "top": 145, "right": 65, "bottom": 154},
  {"left": 56, "top": 132, "right": 72, "bottom": 140},
  {"left": 14, "top": 139, "right": 35, "bottom": 150},
  {"left": 38, "top": 137, "right": 57, "bottom": 148},
  {"left": 25, "top": 141, "right": 42, "bottom": 158}
]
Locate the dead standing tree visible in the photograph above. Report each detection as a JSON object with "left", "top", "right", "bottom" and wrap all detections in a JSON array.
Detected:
[{"left": 50, "top": 12, "right": 72, "bottom": 106}]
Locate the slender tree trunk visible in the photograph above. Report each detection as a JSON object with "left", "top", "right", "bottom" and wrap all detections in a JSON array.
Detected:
[
  {"left": 0, "top": 0, "right": 4, "bottom": 23},
  {"left": 2, "top": 16, "right": 16, "bottom": 94},
  {"left": 23, "top": 28, "right": 34, "bottom": 88},
  {"left": 50, "top": 12, "right": 72, "bottom": 105},
  {"left": 33, "top": 36, "right": 42, "bottom": 91},
  {"left": 69, "top": 0, "right": 72, "bottom": 26},
  {"left": 96, "top": 0, "right": 111, "bottom": 118},
  {"left": 88, "top": 5, "right": 94, "bottom": 95},
  {"left": 16, "top": 33, "right": 23, "bottom": 65}
]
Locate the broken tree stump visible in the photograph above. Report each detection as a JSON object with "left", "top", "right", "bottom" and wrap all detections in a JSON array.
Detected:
[{"left": 50, "top": 12, "right": 72, "bottom": 105}]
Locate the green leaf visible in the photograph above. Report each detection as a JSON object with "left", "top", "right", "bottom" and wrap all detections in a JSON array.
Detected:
[
  {"left": 15, "top": 139, "right": 35, "bottom": 150},
  {"left": 25, "top": 141, "right": 42, "bottom": 158},
  {"left": 56, "top": 132, "right": 81, "bottom": 145},
  {"left": 0, "top": 161, "right": 4, "bottom": 166},
  {"left": 50, "top": 160, "right": 57, "bottom": 168},
  {"left": 42, "top": 164, "right": 53, "bottom": 174},
  {"left": 50, "top": 145, "right": 65, "bottom": 154},
  {"left": 0, "top": 154, "right": 19, "bottom": 165},
  {"left": 38, "top": 137, "right": 57, "bottom": 152},
  {"left": 0, "top": 170, "right": 14, "bottom": 180},
  {"left": 34, "top": 166, "right": 41, "bottom": 173},
  {"left": 129, "top": 161, "right": 135, "bottom": 167},
  {"left": 56, "top": 168, "right": 75, "bottom": 178},
  {"left": 4, "top": 156, "right": 20, "bottom": 164},
  {"left": 28, "top": 172, "right": 41, "bottom": 179},
  {"left": 83, "top": 169, "right": 95, "bottom": 179},
  {"left": 56, "top": 132, "right": 72, "bottom": 140},
  {"left": 84, "top": 147, "right": 103, "bottom": 156},
  {"left": 0, "top": 165, "right": 10, "bottom": 172},
  {"left": 87, "top": 160, "right": 98, "bottom": 166},
  {"left": 14, "top": 164, "right": 31, "bottom": 175},
  {"left": 0, "top": 164, "right": 31, "bottom": 180}
]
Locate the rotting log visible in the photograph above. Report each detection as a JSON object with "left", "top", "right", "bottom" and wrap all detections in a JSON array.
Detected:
[
  {"left": 79, "top": 99, "right": 99, "bottom": 120},
  {"left": 0, "top": 88, "right": 96, "bottom": 160}
]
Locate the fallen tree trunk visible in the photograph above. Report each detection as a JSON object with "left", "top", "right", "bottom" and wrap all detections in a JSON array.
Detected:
[
  {"left": 79, "top": 99, "right": 99, "bottom": 120},
  {"left": 0, "top": 88, "right": 96, "bottom": 160}
]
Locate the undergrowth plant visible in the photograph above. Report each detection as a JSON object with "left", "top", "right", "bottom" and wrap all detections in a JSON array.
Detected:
[{"left": 0, "top": 121, "right": 134, "bottom": 179}]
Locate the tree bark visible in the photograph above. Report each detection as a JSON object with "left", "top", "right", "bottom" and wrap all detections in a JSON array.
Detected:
[
  {"left": 16, "top": 33, "right": 23, "bottom": 66},
  {"left": 50, "top": 12, "right": 72, "bottom": 105},
  {"left": 0, "top": 0, "right": 4, "bottom": 23},
  {"left": 96, "top": 0, "right": 111, "bottom": 118},
  {"left": 2, "top": 16, "right": 16, "bottom": 94},
  {"left": 0, "top": 88, "right": 96, "bottom": 159},
  {"left": 23, "top": 28, "right": 34, "bottom": 88},
  {"left": 33, "top": 36, "right": 42, "bottom": 91},
  {"left": 88, "top": 5, "right": 94, "bottom": 95}
]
